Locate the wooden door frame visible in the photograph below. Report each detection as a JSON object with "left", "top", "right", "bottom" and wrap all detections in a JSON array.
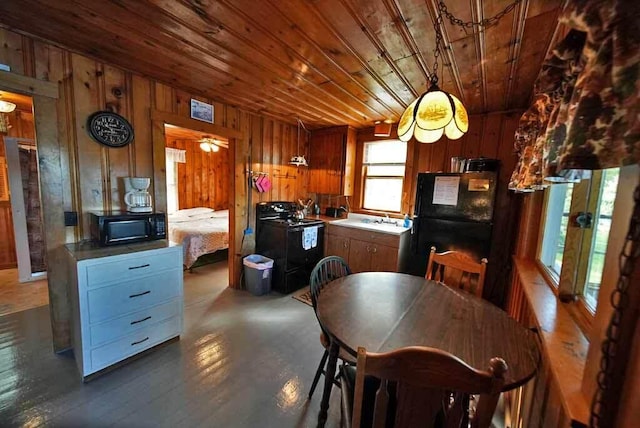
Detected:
[
  {"left": 0, "top": 71, "right": 67, "bottom": 351},
  {"left": 3, "top": 137, "right": 47, "bottom": 282},
  {"left": 150, "top": 110, "right": 243, "bottom": 287}
]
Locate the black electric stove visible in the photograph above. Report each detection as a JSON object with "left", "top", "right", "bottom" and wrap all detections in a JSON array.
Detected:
[{"left": 255, "top": 202, "right": 324, "bottom": 293}]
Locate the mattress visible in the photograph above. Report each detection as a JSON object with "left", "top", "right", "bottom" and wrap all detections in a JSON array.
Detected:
[{"left": 168, "top": 208, "right": 229, "bottom": 268}]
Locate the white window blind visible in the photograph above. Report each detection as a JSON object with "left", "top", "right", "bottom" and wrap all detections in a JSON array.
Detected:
[
  {"left": 165, "top": 147, "right": 186, "bottom": 163},
  {"left": 165, "top": 148, "right": 184, "bottom": 214}
]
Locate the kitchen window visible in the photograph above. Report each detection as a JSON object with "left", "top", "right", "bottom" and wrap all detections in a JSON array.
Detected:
[
  {"left": 538, "top": 167, "right": 621, "bottom": 314},
  {"left": 362, "top": 140, "right": 407, "bottom": 212}
]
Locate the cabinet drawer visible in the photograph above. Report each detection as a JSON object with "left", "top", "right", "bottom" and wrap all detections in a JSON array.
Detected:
[
  {"left": 327, "top": 224, "right": 401, "bottom": 248},
  {"left": 85, "top": 249, "right": 181, "bottom": 288},
  {"left": 90, "top": 316, "right": 181, "bottom": 373},
  {"left": 89, "top": 299, "right": 181, "bottom": 347},
  {"left": 87, "top": 269, "right": 182, "bottom": 323}
]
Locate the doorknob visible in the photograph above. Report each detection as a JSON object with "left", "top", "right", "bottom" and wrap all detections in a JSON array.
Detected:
[{"left": 572, "top": 212, "right": 593, "bottom": 229}]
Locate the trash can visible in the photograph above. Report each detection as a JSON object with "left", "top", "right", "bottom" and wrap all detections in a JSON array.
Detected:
[{"left": 243, "top": 254, "right": 274, "bottom": 296}]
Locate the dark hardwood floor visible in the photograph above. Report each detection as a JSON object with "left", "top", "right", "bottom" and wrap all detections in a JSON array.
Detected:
[{"left": 0, "top": 261, "right": 341, "bottom": 427}]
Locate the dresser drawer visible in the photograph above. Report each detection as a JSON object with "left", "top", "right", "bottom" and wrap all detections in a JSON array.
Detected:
[
  {"left": 87, "top": 269, "right": 182, "bottom": 323},
  {"left": 85, "top": 249, "right": 181, "bottom": 288},
  {"left": 90, "top": 316, "right": 181, "bottom": 372},
  {"left": 89, "top": 299, "right": 181, "bottom": 347}
]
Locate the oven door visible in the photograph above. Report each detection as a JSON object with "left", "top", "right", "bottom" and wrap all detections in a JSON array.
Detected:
[{"left": 286, "top": 223, "right": 325, "bottom": 271}]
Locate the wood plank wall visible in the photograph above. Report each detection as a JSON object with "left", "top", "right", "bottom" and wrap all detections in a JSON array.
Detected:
[
  {"left": 165, "top": 139, "right": 230, "bottom": 211},
  {"left": 355, "top": 111, "right": 522, "bottom": 306},
  {"left": 0, "top": 28, "right": 308, "bottom": 351},
  {"left": 0, "top": 110, "right": 36, "bottom": 269}
]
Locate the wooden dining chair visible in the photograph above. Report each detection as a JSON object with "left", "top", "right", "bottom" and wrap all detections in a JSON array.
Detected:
[
  {"left": 340, "top": 346, "right": 507, "bottom": 428},
  {"left": 425, "top": 246, "right": 488, "bottom": 298},
  {"left": 308, "top": 256, "right": 356, "bottom": 399}
]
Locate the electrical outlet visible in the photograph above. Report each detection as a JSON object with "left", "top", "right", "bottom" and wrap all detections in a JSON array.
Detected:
[{"left": 64, "top": 211, "right": 78, "bottom": 226}]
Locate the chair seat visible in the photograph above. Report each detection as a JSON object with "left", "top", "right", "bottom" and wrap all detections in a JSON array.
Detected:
[{"left": 320, "top": 332, "right": 357, "bottom": 364}]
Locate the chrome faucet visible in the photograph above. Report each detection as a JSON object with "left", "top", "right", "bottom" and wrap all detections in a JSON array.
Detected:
[{"left": 375, "top": 214, "right": 397, "bottom": 225}]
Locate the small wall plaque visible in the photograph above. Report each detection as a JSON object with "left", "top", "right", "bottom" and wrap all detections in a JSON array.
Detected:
[{"left": 190, "top": 99, "right": 214, "bottom": 124}]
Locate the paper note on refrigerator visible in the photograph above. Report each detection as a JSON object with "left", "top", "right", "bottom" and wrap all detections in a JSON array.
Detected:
[{"left": 432, "top": 176, "right": 460, "bottom": 206}]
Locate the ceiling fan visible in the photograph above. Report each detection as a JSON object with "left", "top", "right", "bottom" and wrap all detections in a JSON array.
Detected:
[{"left": 198, "top": 136, "right": 229, "bottom": 153}]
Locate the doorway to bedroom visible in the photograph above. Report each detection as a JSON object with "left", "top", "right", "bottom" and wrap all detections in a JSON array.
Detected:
[
  {"left": 164, "top": 124, "right": 230, "bottom": 286},
  {"left": 0, "top": 90, "right": 49, "bottom": 316}
]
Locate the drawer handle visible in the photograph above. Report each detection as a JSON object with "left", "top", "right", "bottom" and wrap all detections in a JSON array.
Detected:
[
  {"left": 129, "top": 290, "right": 151, "bottom": 298},
  {"left": 130, "top": 316, "right": 152, "bottom": 325},
  {"left": 372, "top": 247, "right": 377, "bottom": 253},
  {"left": 131, "top": 337, "right": 149, "bottom": 346},
  {"left": 129, "top": 263, "right": 150, "bottom": 270}
]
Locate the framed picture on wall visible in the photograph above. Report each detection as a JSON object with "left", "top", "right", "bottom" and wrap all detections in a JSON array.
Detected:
[{"left": 190, "top": 99, "right": 214, "bottom": 123}]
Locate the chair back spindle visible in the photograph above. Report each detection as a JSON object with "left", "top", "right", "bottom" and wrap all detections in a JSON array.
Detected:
[
  {"left": 310, "top": 256, "right": 352, "bottom": 311},
  {"left": 351, "top": 346, "right": 507, "bottom": 428},
  {"left": 425, "top": 246, "right": 488, "bottom": 298}
]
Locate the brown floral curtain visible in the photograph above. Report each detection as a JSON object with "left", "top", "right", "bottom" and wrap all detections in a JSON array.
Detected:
[{"left": 509, "top": 0, "right": 640, "bottom": 191}]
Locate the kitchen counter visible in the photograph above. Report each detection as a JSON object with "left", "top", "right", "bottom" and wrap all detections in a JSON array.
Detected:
[
  {"left": 65, "top": 239, "right": 180, "bottom": 261},
  {"left": 324, "top": 213, "right": 410, "bottom": 236}
]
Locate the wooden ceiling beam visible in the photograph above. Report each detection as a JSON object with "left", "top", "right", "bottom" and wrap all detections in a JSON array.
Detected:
[
  {"left": 95, "top": 0, "right": 365, "bottom": 126},
  {"left": 337, "top": 0, "right": 420, "bottom": 99},
  {"left": 504, "top": 0, "right": 530, "bottom": 110},
  {"left": 265, "top": 0, "right": 401, "bottom": 119},
  {"left": 382, "top": 0, "right": 432, "bottom": 87},
  {"left": 425, "top": 0, "right": 467, "bottom": 104},
  {"left": 1, "top": 1, "right": 341, "bottom": 127},
  {"left": 195, "top": 0, "right": 387, "bottom": 122},
  {"left": 272, "top": 0, "right": 404, "bottom": 117},
  {"left": 0, "top": 0, "right": 566, "bottom": 124},
  {"left": 472, "top": 0, "right": 488, "bottom": 112}
]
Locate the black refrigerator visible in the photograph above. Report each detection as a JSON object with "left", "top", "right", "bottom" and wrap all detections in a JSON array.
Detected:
[{"left": 401, "top": 172, "right": 497, "bottom": 277}]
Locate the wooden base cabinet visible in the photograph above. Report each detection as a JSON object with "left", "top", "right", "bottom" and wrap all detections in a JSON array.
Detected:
[
  {"left": 65, "top": 241, "right": 183, "bottom": 380},
  {"left": 325, "top": 224, "right": 410, "bottom": 273}
]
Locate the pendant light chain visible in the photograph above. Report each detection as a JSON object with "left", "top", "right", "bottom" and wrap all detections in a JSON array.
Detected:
[
  {"left": 437, "top": 0, "right": 524, "bottom": 29},
  {"left": 431, "top": 0, "right": 524, "bottom": 81},
  {"left": 431, "top": 12, "right": 444, "bottom": 84}
]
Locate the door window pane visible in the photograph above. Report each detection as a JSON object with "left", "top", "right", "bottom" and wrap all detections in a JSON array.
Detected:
[
  {"left": 539, "top": 183, "right": 574, "bottom": 279},
  {"left": 584, "top": 168, "right": 620, "bottom": 311}
]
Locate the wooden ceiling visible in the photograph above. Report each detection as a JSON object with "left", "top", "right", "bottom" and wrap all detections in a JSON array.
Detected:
[
  {"left": 164, "top": 124, "right": 229, "bottom": 147},
  {"left": 0, "top": 0, "right": 564, "bottom": 128}
]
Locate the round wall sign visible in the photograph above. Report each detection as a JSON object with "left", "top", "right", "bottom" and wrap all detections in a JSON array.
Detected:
[{"left": 87, "top": 111, "right": 134, "bottom": 148}]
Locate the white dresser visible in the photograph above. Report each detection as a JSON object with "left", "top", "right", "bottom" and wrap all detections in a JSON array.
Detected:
[{"left": 65, "top": 240, "right": 183, "bottom": 380}]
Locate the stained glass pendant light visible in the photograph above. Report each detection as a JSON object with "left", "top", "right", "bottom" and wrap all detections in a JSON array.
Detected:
[
  {"left": 289, "top": 118, "right": 308, "bottom": 167},
  {"left": 398, "top": 0, "right": 521, "bottom": 143},
  {"left": 397, "top": 77, "right": 468, "bottom": 143}
]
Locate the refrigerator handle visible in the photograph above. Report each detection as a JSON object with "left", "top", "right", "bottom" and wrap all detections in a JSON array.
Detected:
[
  {"left": 409, "top": 218, "right": 418, "bottom": 252},
  {"left": 414, "top": 180, "right": 422, "bottom": 216}
]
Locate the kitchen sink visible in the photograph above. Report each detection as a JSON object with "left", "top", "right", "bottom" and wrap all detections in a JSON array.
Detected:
[{"left": 330, "top": 218, "right": 409, "bottom": 235}]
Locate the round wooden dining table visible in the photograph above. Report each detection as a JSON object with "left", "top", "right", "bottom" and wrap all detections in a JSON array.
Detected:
[{"left": 314, "top": 272, "right": 541, "bottom": 427}]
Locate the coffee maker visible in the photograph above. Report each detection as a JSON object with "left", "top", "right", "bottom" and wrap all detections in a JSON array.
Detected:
[{"left": 124, "top": 177, "right": 153, "bottom": 213}]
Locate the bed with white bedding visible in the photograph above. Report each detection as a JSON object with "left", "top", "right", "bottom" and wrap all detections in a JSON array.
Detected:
[{"left": 168, "top": 207, "right": 229, "bottom": 268}]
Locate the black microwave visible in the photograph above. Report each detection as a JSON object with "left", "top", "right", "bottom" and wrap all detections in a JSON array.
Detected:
[{"left": 90, "top": 211, "right": 166, "bottom": 246}]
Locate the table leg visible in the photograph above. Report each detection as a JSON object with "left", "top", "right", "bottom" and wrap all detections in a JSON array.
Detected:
[{"left": 317, "top": 339, "right": 339, "bottom": 427}]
